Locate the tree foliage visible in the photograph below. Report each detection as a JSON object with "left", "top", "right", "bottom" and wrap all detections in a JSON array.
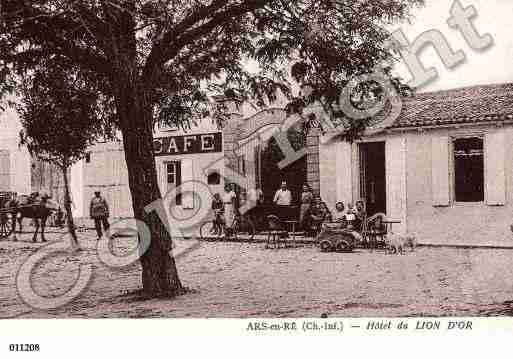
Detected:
[
  {"left": 1, "top": 0, "right": 422, "bottom": 134},
  {"left": 16, "top": 57, "right": 109, "bottom": 250},
  {"left": 17, "top": 58, "right": 107, "bottom": 169}
]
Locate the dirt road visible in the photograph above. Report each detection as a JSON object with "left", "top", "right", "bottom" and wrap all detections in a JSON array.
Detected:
[{"left": 1, "top": 230, "right": 513, "bottom": 318}]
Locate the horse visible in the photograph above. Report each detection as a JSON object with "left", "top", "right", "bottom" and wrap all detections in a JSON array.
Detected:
[{"left": 3, "top": 193, "right": 59, "bottom": 242}]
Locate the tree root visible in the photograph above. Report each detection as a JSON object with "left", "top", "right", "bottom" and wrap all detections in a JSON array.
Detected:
[{"left": 118, "top": 286, "right": 196, "bottom": 302}]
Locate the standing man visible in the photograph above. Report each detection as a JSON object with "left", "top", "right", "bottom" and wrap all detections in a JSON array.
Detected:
[
  {"left": 273, "top": 181, "right": 292, "bottom": 206},
  {"left": 90, "top": 191, "right": 110, "bottom": 240},
  {"left": 273, "top": 181, "right": 292, "bottom": 220}
]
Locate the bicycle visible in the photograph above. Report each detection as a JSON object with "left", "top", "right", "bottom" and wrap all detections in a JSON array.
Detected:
[{"left": 200, "top": 213, "right": 256, "bottom": 241}]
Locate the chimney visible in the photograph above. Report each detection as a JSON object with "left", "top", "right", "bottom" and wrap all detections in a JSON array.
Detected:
[{"left": 212, "top": 94, "right": 243, "bottom": 119}]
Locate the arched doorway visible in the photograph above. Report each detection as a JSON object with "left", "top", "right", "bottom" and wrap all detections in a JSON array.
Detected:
[
  {"left": 234, "top": 108, "right": 313, "bottom": 206},
  {"left": 259, "top": 131, "right": 307, "bottom": 205}
]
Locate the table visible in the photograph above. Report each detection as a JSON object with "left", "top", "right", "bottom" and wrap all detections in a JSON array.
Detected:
[
  {"left": 283, "top": 220, "right": 299, "bottom": 247},
  {"left": 382, "top": 219, "right": 401, "bottom": 233},
  {"left": 244, "top": 205, "right": 300, "bottom": 231}
]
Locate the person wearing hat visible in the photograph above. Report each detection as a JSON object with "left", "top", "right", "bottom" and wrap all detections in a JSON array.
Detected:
[{"left": 90, "top": 190, "right": 110, "bottom": 240}]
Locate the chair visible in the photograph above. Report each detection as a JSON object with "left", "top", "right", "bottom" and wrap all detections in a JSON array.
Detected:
[
  {"left": 265, "top": 214, "right": 288, "bottom": 249},
  {"left": 363, "top": 213, "right": 387, "bottom": 249}
]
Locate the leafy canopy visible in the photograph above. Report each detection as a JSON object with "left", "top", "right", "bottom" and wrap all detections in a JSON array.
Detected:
[
  {"left": 1, "top": 0, "right": 423, "bottom": 138},
  {"left": 17, "top": 57, "right": 108, "bottom": 169}
]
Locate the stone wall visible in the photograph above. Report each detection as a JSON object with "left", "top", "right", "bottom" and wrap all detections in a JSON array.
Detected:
[
  {"left": 306, "top": 127, "right": 320, "bottom": 196},
  {"left": 219, "top": 99, "right": 243, "bottom": 186}
]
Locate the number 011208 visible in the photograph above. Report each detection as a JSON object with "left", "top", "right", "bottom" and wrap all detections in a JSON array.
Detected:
[{"left": 9, "top": 344, "right": 40, "bottom": 352}]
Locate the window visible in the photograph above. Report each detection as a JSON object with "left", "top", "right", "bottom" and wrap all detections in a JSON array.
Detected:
[
  {"left": 85, "top": 152, "right": 91, "bottom": 163},
  {"left": 453, "top": 137, "right": 484, "bottom": 202},
  {"left": 166, "top": 162, "right": 177, "bottom": 184},
  {"left": 207, "top": 169, "right": 220, "bottom": 185},
  {"left": 166, "top": 161, "right": 182, "bottom": 205}
]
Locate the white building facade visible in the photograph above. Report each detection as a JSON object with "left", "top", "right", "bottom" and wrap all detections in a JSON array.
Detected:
[
  {"left": 0, "top": 108, "right": 32, "bottom": 195},
  {"left": 76, "top": 118, "right": 226, "bottom": 220}
]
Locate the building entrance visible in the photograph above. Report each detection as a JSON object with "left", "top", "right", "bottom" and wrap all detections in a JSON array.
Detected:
[
  {"left": 359, "top": 141, "right": 386, "bottom": 216},
  {"left": 259, "top": 136, "right": 307, "bottom": 206}
]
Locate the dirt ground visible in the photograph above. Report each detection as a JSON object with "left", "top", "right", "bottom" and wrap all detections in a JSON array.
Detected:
[{"left": 2, "top": 228, "right": 513, "bottom": 318}]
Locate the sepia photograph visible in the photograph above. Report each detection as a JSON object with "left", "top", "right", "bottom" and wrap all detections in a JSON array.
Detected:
[{"left": 1, "top": 1, "right": 513, "bottom": 349}]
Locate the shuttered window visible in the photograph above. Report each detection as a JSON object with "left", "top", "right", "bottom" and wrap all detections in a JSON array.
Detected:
[
  {"left": 485, "top": 132, "right": 506, "bottom": 206},
  {"left": 431, "top": 136, "right": 450, "bottom": 206},
  {"left": 0, "top": 151, "right": 10, "bottom": 191},
  {"left": 165, "top": 161, "right": 182, "bottom": 206}
]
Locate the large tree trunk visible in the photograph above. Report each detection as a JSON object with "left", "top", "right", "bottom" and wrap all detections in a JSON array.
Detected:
[
  {"left": 115, "top": 82, "right": 184, "bottom": 297},
  {"left": 62, "top": 166, "right": 80, "bottom": 251}
]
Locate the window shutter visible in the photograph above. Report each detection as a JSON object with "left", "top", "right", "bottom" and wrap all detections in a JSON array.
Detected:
[
  {"left": 335, "top": 141, "right": 353, "bottom": 206},
  {"left": 431, "top": 136, "right": 450, "bottom": 206},
  {"left": 385, "top": 137, "right": 407, "bottom": 234},
  {"left": 485, "top": 131, "right": 506, "bottom": 206},
  {"left": 157, "top": 163, "right": 163, "bottom": 195},
  {"left": 181, "top": 159, "right": 194, "bottom": 209},
  {"left": 0, "top": 151, "right": 10, "bottom": 190}
]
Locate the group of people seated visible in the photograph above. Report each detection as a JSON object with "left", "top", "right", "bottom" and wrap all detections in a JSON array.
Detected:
[
  {"left": 330, "top": 201, "right": 367, "bottom": 231},
  {"left": 209, "top": 180, "right": 368, "bottom": 238},
  {"left": 299, "top": 182, "right": 367, "bottom": 237}
]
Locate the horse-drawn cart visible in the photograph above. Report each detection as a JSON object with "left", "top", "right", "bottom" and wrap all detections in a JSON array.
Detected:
[
  {"left": 0, "top": 191, "right": 16, "bottom": 239},
  {"left": 0, "top": 191, "right": 59, "bottom": 242}
]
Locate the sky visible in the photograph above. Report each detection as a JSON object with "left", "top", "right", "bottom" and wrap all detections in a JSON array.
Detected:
[
  {"left": 240, "top": 0, "right": 513, "bottom": 116},
  {"left": 394, "top": 0, "right": 513, "bottom": 92}
]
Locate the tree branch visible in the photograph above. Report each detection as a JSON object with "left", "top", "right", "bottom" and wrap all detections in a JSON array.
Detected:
[
  {"left": 4, "top": 3, "right": 114, "bottom": 76},
  {"left": 142, "top": 0, "right": 273, "bottom": 87}
]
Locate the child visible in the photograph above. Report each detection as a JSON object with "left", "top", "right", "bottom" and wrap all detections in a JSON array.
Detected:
[
  {"left": 354, "top": 200, "right": 366, "bottom": 231},
  {"left": 320, "top": 201, "right": 333, "bottom": 222},
  {"left": 345, "top": 203, "right": 357, "bottom": 229},
  {"left": 211, "top": 193, "right": 224, "bottom": 236},
  {"left": 308, "top": 197, "right": 327, "bottom": 236}
]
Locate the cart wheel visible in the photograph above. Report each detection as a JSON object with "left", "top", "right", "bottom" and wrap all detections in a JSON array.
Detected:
[
  {"left": 0, "top": 214, "right": 13, "bottom": 239},
  {"left": 200, "top": 221, "right": 218, "bottom": 240},
  {"left": 336, "top": 238, "right": 353, "bottom": 252},
  {"left": 232, "top": 216, "right": 256, "bottom": 241},
  {"left": 319, "top": 240, "right": 333, "bottom": 252}
]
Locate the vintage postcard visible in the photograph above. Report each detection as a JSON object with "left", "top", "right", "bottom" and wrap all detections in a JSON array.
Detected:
[{"left": 0, "top": 0, "right": 512, "bottom": 356}]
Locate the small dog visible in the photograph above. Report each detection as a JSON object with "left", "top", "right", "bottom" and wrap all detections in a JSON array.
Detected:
[
  {"left": 384, "top": 233, "right": 417, "bottom": 255},
  {"left": 403, "top": 234, "right": 417, "bottom": 252},
  {"left": 385, "top": 233, "right": 404, "bottom": 255}
]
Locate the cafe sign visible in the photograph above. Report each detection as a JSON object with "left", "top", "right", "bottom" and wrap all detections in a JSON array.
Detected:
[{"left": 153, "top": 132, "right": 222, "bottom": 156}]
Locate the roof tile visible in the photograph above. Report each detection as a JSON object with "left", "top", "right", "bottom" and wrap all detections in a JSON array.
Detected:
[{"left": 389, "top": 83, "right": 513, "bottom": 129}]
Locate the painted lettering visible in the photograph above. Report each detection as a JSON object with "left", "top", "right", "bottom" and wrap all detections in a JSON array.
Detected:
[
  {"left": 167, "top": 138, "right": 179, "bottom": 153},
  {"left": 154, "top": 139, "right": 163, "bottom": 154},
  {"left": 201, "top": 134, "right": 215, "bottom": 151},
  {"left": 391, "top": 28, "right": 466, "bottom": 88},
  {"left": 447, "top": 0, "right": 493, "bottom": 51},
  {"left": 183, "top": 136, "right": 196, "bottom": 152}
]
